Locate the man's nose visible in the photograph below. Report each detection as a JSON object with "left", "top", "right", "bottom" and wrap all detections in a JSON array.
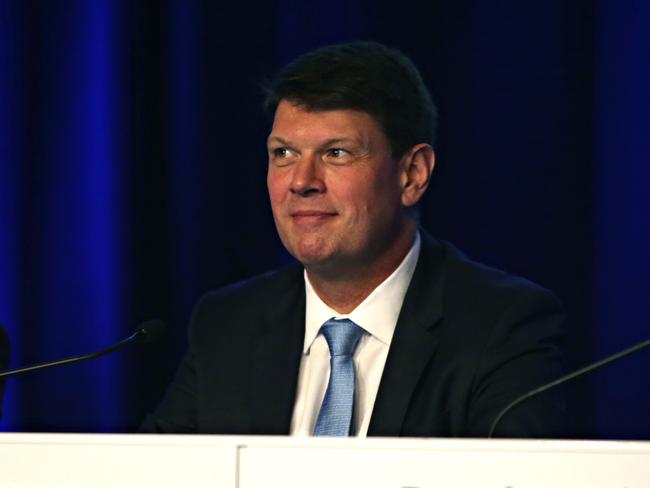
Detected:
[{"left": 290, "top": 155, "right": 325, "bottom": 196}]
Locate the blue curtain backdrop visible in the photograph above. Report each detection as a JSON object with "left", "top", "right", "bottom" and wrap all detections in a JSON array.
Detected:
[{"left": 0, "top": 0, "right": 648, "bottom": 438}]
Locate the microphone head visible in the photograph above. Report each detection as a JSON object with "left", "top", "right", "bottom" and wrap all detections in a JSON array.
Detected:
[{"left": 135, "top": 320, "right": 166, "bottom": 344}]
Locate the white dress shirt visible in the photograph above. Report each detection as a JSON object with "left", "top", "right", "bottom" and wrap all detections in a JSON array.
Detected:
[{"left": 289, "top": 232, "right": 421, "bottom": 436}]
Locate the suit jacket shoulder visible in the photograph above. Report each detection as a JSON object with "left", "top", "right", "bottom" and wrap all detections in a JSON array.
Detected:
[
  {"left": 189, "top": 264, "right": 304, "bottom": 347},
  {"left": 370, "top": 232, "right": 566, "bottom": 438},
  {"left": 141, "top": 264, "right": 306, "bottom": 434}
]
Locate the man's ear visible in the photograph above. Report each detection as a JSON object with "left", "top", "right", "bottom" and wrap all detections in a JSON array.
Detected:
[{"left": 400, "top": 143, "right": 435, "bottom": 208}]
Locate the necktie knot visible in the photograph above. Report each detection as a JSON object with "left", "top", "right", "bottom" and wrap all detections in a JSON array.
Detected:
[{"left": 320, "top": 318, "right": 364, "bottom": 357}]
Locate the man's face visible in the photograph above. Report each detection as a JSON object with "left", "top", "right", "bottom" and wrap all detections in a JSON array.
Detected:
[{"left": 267, "top": 100, "right": 412, "bottom": 275}]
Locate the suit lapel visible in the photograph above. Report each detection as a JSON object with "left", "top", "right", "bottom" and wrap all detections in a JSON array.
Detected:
[
  {"left": 248, "top": 266, "right": 306, "bottom": 435},
  {"left": 368, "top": 232, "right": 445, "bottom": 436}
]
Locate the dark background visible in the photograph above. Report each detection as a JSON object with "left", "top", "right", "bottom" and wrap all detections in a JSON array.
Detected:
[{"left": 1, "top": 1, "right": 648, "bottom": 438}]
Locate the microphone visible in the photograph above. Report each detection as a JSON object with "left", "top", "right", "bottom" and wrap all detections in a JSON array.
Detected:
[
  {"left": 0, "top": 320, "right": 165, "bottom": 379},
  {"left": 488, "top": 336, "right": 650, "bottom": 437}
]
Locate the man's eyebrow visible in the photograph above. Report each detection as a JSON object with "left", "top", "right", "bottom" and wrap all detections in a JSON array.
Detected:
[
  {"left": 266, "top": 136, "right": 362, "bottom": 147},
  {"left": 267, "top": 135, "right": 290, "bottom": 146},
  {"left": 318, "top": 138, "right": 359, "bottom": 147}
]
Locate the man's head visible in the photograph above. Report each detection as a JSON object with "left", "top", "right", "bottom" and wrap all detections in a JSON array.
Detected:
[
  {"left": 264, "top": 41, "right": 437, "bottom": 158},
  {"left": 265, "top": 42, "right": 436, "bottom": 286}
]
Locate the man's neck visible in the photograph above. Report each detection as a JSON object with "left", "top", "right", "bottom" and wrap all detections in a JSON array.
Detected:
[{"left": 305, "top": 226, "right": 417, "bottom": 314}]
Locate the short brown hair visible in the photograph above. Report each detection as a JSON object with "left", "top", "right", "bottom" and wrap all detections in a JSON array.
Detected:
[{"left": 264, "top": 41, "right": 437, "bottom": 157}]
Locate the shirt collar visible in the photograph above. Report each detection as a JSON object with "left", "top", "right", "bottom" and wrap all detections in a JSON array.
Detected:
[{"left": 303, "top": 231, "right": 421, "bottom": 353}]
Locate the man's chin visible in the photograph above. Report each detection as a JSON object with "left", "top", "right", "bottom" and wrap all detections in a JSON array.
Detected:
[
  {"left": 294, "top": 252, "right": 332, "bottom": 268},
  {"left": 285, "top": 237, "right": 335, "bottom": 265},
  {"left": 292, "top": 248, "right": 339, "bottom": 271},
  {"left": 297, "top": 252, "right": 362, "bottom": 282}
]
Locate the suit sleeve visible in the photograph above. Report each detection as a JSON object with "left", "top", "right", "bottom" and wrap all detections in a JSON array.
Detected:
[
  {"left": 465, "top": 286, "right": 566, "bottom": 438},
  {"left": 138, "top": 350, "right": 199, "bottom": 433},
  {"left": 138, "top": 294, "right": 213, "bottom": 434}
]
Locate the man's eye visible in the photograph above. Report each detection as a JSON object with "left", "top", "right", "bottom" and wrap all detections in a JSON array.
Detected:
[
  {"left": 327, "top": 148, "right": 348, "bottom": 158},
  {"left": 269, "top": 147, "right": 296, "bottom": 167},
  {"left": 272, "top": 148, "right": 291, "bottom": 158}
]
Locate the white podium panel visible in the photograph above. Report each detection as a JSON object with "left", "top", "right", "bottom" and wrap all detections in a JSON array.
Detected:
[
  {"left": 0, "top": 434, "right": 649, "bottom": 488},
  {"left": 237, "top": 437, "right": 650, "bottom": 488},
  {"left": 0, "top": 433, "right": 237, "bottom": 488}
]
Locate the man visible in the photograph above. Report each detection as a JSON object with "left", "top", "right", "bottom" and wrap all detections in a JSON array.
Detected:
[{"left": 141, "top": 42, "right": 565, "bottom": 437}]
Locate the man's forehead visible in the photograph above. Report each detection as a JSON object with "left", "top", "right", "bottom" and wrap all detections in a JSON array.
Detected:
[{"left": 268, "top": 100, "right": 382, "bottom": 145}]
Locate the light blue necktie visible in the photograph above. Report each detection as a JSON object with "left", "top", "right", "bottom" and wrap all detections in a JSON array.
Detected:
[{"left": 313, "top": 318, "right": 365, "bottom": 436}]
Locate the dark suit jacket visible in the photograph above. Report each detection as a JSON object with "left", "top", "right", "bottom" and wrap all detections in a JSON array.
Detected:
[{"left": 141, "top": 232, "right": 566, "bottom": 437}]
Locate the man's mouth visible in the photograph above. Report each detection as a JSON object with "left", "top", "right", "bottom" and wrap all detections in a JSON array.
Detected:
[{"left": 290, "top": 210, "right": 338, "bottom": 223}]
